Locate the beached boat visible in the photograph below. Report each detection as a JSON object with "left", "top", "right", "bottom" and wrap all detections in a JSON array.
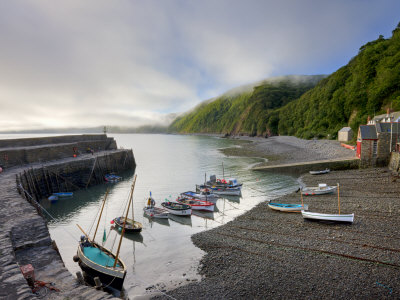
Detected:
[
  {"left": 143, "top": 193, "right": 169, "bottom": 219},
  {"left": 161, "top": 201, "right": 192, "bottom": 216},
  {"left": 302, "top": 183, "right": 336, "bottom": 196},
  {"left": 268, "top": 202, "right": 308, "bottom": 212},
  {"left": 75, "top": 187, "right": 128, "bottom": 290},
  {"left": 176, "top": 196, "right": 215, "bottom": 212},
  {"left": 180, "top": 190, "right": 218, "bottom": 201},
  {"left": 301, "top": 211, "right": 354, "bottom": 223},
  {"left": 112, "top": 177, "right": 142, "bottom": 233},
  {"left": 52, "top": 192, "right": 73, "bottom": 197},
  {"left": 301, "top": 183, "right": 354, "bottom": 224},
  {"left": 309, "top": 168, "right": 330, "bottom": 175}
]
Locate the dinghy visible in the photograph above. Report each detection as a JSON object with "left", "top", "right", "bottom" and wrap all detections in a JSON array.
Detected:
[
  {"left": 301, "top": 211, "right": 354, "bottom": 223},
  {"left": 268, "top": 202, "right": 308, "bottom": 212},
  {"left": 52, "top": 192, "right": 73, "bottom": 197},
  {"left": 181, "top": 190, "right": 218, "bottom": 201},
  {"left": 143, "top": 193, "right": 169, "bottom": 219},
  {"left": 309, "top": 168, "right": 330, "bottom": 175}
]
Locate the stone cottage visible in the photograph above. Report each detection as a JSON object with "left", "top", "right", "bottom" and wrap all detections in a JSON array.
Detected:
[{"left": 338, "top": 127, "right": 353, "bottom": 142}]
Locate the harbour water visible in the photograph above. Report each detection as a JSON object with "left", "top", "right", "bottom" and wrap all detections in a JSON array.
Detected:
[{"left": 2, "top": 133, "right": 299, "bottom": 298}]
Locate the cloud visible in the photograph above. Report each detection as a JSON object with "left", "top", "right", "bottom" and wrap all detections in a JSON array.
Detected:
[{"left": 0, "top": 0, "right": 399, "bottom": 130}]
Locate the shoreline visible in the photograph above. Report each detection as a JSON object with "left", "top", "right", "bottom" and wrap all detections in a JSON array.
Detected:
[{"left": 154, "top": 137, "right": 400, "bottom": 299}]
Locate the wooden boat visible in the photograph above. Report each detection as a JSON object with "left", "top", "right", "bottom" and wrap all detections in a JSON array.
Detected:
[
  {"left": 309, "top": 168, "right": 330, "bottom": 175},
  {"left": 112, "top": 176, "right": 142, "bottom": 233},
  {"left": 52, "top": 192, "right": 73, "bottom": 197},
  {"left": 75, "top": 185, "right": 130, "bottom": 290},
  {"left": 143, "top": 193, "right": 169, "bottom": 219},
  {"left": 302, "top": 183, "right": 336, "bottom": 196},
  {"left": 176, "top": 196, "right": 215, "bottom": 212},
  {"left": 161, "top": 201, "right": 192, "bottom": 216},
  {"left": 113, "top": 216, "right": 143, "bottom": 233},
  {"left": 268, "top": 202, "right": 308, "bottom": 212},
  {"left": 181, "top": 190, "right": 218, "bottom": 201},
  {"left": 301, "top": 183, "right": 354, "bottom": 224}
]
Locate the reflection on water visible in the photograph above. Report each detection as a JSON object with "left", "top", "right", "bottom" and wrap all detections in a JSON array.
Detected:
[{"left": 36, "top": 134, "right": 299, "bottom": 298}]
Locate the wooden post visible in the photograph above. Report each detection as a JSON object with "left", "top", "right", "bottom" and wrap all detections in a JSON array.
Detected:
[
  {"left": 337, "top": 183, "right": 341, "bottom": 215},
  {"left": 76, "top": 271, "right": 85, "bottom": 285}
]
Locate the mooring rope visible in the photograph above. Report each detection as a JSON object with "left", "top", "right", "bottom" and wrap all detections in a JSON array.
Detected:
[{"left": 18, "top": 184, "right": 78, "bottom": 242}]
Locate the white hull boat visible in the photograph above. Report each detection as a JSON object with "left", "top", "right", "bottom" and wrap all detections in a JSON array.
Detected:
[
  {"left": 301, "top": 211, "right": 354, "bottom": 223},
  {"left": 210, "top": 186, "right": 241, "bottom": 196},
  {"left": 268, "top": 202, "right": 308, "bottom": 212},
  {"left": 302, "top": 183, "right": 336, "bottom": 196},
  {"left": 181, "top": 191, "right": 218, "bottom": 201},
  {"left": 161, "top": 202, "right": 192, "bottom": 216},
  {"left": 143, "top": 206, "right": 169, "bottom": 219},
  {"left": 309, "top": 169, "right": 330, "bottom": 175}
]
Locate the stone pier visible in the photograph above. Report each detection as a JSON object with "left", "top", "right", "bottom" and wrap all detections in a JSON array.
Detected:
[{"left": 0, "top": 135, "right": 135, "bottom": 299}]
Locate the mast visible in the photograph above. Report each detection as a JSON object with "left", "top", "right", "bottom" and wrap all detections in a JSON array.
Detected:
[
  {"left": 114, "top": 175, "right": 137, "bottom": 268},
  {"left": 93, "top": 189, "right": 109, "bottom": 241}
]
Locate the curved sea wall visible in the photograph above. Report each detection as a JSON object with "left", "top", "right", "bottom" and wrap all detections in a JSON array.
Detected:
[{"left": 0, "top": 135, "right": 134, "bottom": 299}]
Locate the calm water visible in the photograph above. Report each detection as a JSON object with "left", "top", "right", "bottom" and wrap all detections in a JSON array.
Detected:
[{"left": 2, "top": 133, "right": 299, "bottom": 298}]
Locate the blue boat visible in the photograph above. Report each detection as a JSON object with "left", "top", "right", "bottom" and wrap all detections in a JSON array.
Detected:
[
  {"left": 48, "top": 195, "right": 59, "bottom": 203},
  {"left": 52, "top": 192, "right": 73, "bottom": 197},
  {"left": 268, "top": 202, "right": 308, "bottom": 212},
  {"left": 104, "top": 174, "right": 122, "bottom": 183}
]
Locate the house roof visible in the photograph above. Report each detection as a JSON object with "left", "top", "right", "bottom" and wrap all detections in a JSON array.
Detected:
[
  {"left": 372, "top": 111, "right": 400, "bottom": 123},
  {"left": 376, "top": 122, "right": 400, "bottom": 134},
  {"left": 339, "top": 127, "right": 352, "bottom": 132},
  {"left": 359, "top": 125, "right": 377, "bottom": 140}
]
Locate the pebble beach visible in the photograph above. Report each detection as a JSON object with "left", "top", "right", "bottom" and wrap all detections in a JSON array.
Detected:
[{"left": 154, "top": 136, "right": 400, "bottom": 299}]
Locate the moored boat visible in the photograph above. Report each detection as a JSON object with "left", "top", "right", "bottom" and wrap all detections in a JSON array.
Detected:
[
  {"left": 161, "top": 201, "right": 192, "bottom": 216},
  {"left": 104, "top": 173, "right": 122, "bottom": 183},
  {"left": 176, "top": 196, "right": 215, "bottom": 212},
  {"left": 268, "top": 202, "right": 308, "bottom": 212},
  {"left": 52, "top": 192, "right": 73, "bottom": 197},
  {"left": 113, "top": 216, "right": 143, "bottom": 233},
  {"left": 209, "top": 185, "right": 241, "bottom": 196},
  {"left": 143, "top": 193, "right": 169, "bottom": 219},
  {"left": 181, "top": 190, "right": 218, "bottom": 201}
]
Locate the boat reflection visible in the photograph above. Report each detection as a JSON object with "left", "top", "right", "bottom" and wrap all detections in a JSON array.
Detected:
[
  {"left": 192, "top": 210, "right": 214, "bottom": 220},
  {"left": 143, "top": 212, "right": 170, "bottom": 227},
  {"left": 168, "top": 214, "right": 192, "bottom": 227},
  {"left": 111, "top": 225, "right": 144, "bottom": 244}
]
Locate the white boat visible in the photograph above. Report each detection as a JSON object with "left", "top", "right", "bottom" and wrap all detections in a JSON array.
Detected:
[
  {"left": 268, "top": 202, "right": 308, "bottom": 212},
  {"left": 161, "top": 201, "right": 192, "bottom": 216},
  {"left": 143, "top": 193, "right": 169, "bottom": 218},
  {"left": 302, "top": 183, "right": 336, "bottom": 196},
  {"left": 181, "top": 190, "right": 218, "bottom": 201},
  {"left": 301, "top": 211, "right": 354, "bottom": 223},
  {"left": 210, "top": 185, "right": 241, "bottom": 196},
  {"left": 309, "top": 168, "right": 330, "bottom": 175}
]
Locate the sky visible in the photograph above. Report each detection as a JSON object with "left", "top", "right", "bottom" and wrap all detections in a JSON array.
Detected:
[{"left": 0, "top": 0, "right": 399, "bottom": 131}]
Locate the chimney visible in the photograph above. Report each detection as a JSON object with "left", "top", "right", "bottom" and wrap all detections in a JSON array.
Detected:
[
  {"left": 367, "top": 115, "right": 371, "bottom": 124},
  {"left": 387, "top": 107, "right": 391, "bottom": 117}
]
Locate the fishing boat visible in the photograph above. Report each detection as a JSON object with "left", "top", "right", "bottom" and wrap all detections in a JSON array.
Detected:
[
  {"left": 301, "top": 183, "right": 354, "bottom": 224},
  {"left": 268, "top": 202, "right": 308, "bottom": 212},
  {"left": 309, "top": 168, "right": 330, "bottom": 175},
  {"left": 301, "top": 183, "right": 336, "bottom": 196},
  {"left": 176, "top": 196, "right": 215, "bottom": 212},
  {"left": 209, "top": 185, "right": 241, "bottom": 196},
  {"left": 143, "top": 192, "right": 169, "bottom": 219},
  {"left": 161, "top": 201, "right": 192, "bottom": 216},
  {"left": 112, "top": 176, "right": 142, "bottom": 233},
  {"left": 75, "top": 188, "right": 128, "bottom": 290},
  {"left": 52, "top": 192, "right": 73, "bottom": 197},
  {"left": 180, "top": 190, "right": 218, "bottom": 201}
]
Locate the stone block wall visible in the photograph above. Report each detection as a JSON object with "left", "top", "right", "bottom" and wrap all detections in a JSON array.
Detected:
[
  {"left": 389, "top": 152, "right": 400, "bottom": 172},
  {"left": 0, "top": 135, "right": 118, "bottom": 168}
]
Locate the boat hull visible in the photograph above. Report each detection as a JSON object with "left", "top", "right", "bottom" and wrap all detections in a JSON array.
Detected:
[
  {"left": 210, "top": 187, "right": 241, "bottom": 196},
  {"left": 143, "top": 207, "right": 169, "bottom": 219},
  {"left": 301, "top": 211, "right": 354, "bottom": 223},
  {"left": 113, "top": 217, "right": 143, "bottom": 233},
  {"left": 309, "top": 169, "right": 330, "bottom": 175},
  {"left": 77, "top": 244, "right": 126, "bottom": 290},
  {"left": 161, "top": 202, "right": 192, "bottom": 216},
  {"left": 268, "top": 203, "right": 308, "bottom": 212}
]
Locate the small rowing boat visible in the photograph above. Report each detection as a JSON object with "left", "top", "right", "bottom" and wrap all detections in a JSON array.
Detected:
[
  {"left": 161, "top": 201, "right": 192, "bottom": 216},
  {"left": 309, "top": 168, "right": 330, "bottom": 175},
  {"left": 268, "top": 202, "right": 308, "bottom": 212},
  {"left": 302, "top": 183, "right": 336, "bottom": 196},
  {"left": 176, "top": 196, "right": 215, "bottom": 212},
  {"left": 301, "top": 211, "right": 354, "bottom": 223}
]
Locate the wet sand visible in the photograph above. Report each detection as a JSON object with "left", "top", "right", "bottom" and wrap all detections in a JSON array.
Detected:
[{"left": 154, "top": 137, "right": 400, "bottom": 299}]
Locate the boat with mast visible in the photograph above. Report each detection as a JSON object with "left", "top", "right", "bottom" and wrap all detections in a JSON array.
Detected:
[
  {"left": 75, "top": 186, "right": 129, "bottom": 290},
  {"left": 112, "top": 175, "right": 143, "bottom": 233}
]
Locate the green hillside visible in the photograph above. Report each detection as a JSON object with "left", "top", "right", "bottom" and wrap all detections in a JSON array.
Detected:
[
  {"left": 169, "top": 75, "right": 324, "bottom": 136},
  {"left": 169, "top": 23, "right": 400, "bottom": 139}
]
